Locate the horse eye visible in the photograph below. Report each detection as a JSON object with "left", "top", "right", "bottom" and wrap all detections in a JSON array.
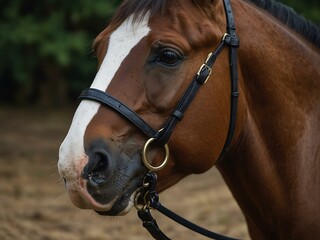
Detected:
[{"left": 156, "top": 50, "right": 181, "bottom": 66}]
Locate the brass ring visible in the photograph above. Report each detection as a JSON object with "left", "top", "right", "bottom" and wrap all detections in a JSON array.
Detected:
[
  {"left": 134, "top": 190, "right": 146, "bottom": 211},
  {"left": 142, "top": 138, "right": 169, "bottom": 172}
]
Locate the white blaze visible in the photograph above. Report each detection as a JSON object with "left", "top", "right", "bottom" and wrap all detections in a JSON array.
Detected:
[{"left": 58, "top": 14, "right": 150, "bottom": 182}]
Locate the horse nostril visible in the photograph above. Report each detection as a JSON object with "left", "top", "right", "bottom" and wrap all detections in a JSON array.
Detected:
[
  {"left": 91, "top": 152, "right": 109, "bottom": 172},
  {"left": 88, "top": 172, "right": 107, "bottom": 187},
  {"left": 83, "top": 142, "right": 114, "bottom": 187},
  {"left": 87, "top": 152, "right": 109, "bottom": 186},
  {"left": 84, "top": 152, "right": 109, "bottom": 187}
]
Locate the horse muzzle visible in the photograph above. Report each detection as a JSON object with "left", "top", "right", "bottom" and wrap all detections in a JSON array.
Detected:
[{"left": 58, "top": 138, "right": 146, "bottom": 216}]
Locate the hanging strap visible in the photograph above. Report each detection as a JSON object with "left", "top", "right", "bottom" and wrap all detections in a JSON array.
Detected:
[
  {"left": 138, "top": 209, "right": 171, "bottom": 240},
  {"left": 137, "top": 172, "right": 240, "bottom": 240}
]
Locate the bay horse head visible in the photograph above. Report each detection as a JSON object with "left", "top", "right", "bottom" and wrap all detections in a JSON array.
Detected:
[
  {"left": 58, "top": 0, "right": 238, "bottom": 216},
  {"left": 58, "top": 0, "right": 320, "bottom": 238}
]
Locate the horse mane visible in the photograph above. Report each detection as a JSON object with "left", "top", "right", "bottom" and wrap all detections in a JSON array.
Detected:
[
  {"left": 247, "top": 0, "right": 320, "bottom": 48},
  {"left": 110, "top": 0, "right": 320, "bottom": 48}
]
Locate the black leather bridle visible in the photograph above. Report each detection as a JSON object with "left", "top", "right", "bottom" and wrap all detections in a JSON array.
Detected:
[
  {"left": 79, "top": 0, "right": 240, "bottom": 238},
  {"left": 79, "top": 0, "right": 239, "bottom": 157}
]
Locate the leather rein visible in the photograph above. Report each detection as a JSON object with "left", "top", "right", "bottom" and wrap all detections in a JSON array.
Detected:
[{"left": 78, "top": 0, "right": 240, "bottom": 239}]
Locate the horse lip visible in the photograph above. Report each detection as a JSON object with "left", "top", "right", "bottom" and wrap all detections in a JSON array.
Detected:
[
  {"left": 95, "top": 178, "right": 141, "bottom": 216},
  {"left": 67, "top": 187, "right": 118, "bottom": 211}
]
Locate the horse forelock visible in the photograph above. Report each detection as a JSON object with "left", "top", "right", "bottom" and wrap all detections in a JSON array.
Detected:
[
  {"left": 108, "top": 0, "right": 167, "bottom": 30},
  {"left": 107, "top": 0, "right": 215, "bottom": 31}
]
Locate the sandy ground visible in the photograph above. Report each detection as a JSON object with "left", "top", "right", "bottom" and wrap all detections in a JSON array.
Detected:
[{"left": 0, "top": 107, "right": 250, "bottom": 240}]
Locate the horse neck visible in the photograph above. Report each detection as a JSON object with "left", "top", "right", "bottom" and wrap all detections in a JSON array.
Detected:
[{"left": 217, "top": 0, "right": 320, "bottom": 238}]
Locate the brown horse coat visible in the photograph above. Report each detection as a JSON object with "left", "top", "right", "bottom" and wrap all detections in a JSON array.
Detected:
[{"left": 58, "top": 0, "right": 320, "bottom": 239}]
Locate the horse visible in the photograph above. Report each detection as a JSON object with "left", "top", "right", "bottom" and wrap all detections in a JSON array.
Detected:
[{"left": 58, "top": 0, "right": 320, "bottom": 239}]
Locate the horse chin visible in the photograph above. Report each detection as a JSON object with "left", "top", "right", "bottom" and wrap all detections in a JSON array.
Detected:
[
  {"left": 66, "top": 183, "right": 117, "bottom": 211},
  {"left": 95, "top": 191, "right": 137, "bottom": 216},
  {"left": 85, "top": 175, "right": 142, "bottom": 215},
  {"left": 66, "top": 180, "right": 139, "bottom": 216}
]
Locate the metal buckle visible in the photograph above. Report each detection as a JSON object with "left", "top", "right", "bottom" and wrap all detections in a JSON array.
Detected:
[
  {"left": 196, "top": 64, "right": 212, "bottom": 84},
  {"left": 205, "top": 52, "right": 213, "bottom": 63},
  {"left": 135, "top": 190, "right": 154, "bottom": 210},
  {"left": 222, "top": 33, "right": 231, "bottom": 43},
  {"left": 196, "top": 52, "right": 214, "bottom": 84}
]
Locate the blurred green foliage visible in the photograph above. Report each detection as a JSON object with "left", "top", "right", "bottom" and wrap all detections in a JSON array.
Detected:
[
  {"left": 0, "top": 0, "right": 121, "bottom": 105},
  {"left": 0, "top": 0, "right": 319, "bottom": 105},
  {"left": 279, "top": 0, "right": 320, "bottom": 23}
]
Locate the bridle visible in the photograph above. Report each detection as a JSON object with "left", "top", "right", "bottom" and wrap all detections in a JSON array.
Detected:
[{"left": 78, "top": 0, "right": 240, "bottom": 239}]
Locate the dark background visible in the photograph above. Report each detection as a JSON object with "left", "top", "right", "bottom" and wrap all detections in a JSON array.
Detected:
[{"left": 0, "top": 0, "right": 319, "bottom": 107}]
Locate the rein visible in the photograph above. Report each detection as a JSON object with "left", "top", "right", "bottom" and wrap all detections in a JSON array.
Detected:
[
  {"left": 78, "top": 0, "right": 240, "bottom": 238},
  {"left": 135, "top": 172, "right": 239, "bottom": 240}
]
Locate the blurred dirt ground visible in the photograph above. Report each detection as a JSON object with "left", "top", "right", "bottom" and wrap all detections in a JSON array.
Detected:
[{"left": 0, "top": 107, "right": 249, "bottom": 240}]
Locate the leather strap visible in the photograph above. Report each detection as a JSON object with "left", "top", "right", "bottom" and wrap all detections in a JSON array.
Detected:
[
  {"left": 154, "top": 37, "right": 232, "bottom": 146},
  {"left": 79, "top": 88, "right": 157, "bottom": 138},
  {"left": 138, "top": 209, "right": 171, "bottom": 240},
  {"left": 218, "top": 0, "right": 240, "bottom": 161},
  {"left": 137, "top": 172, "right": 240, "bottom": 240},
  {"left": 157, "top": 204, "right": 239, "bottom": 240}
]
